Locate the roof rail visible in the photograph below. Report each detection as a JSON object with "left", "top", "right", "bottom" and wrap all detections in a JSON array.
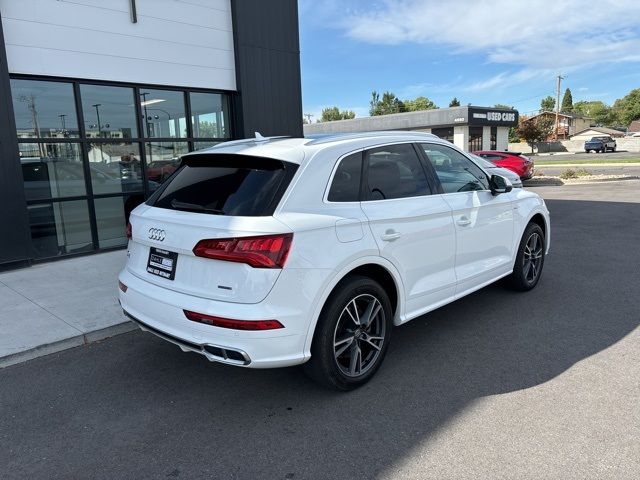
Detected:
[
  {"left": 192, "top": 135, "right": 291, "bottom": 151},
  {"left": 305, "top": 130, "right": 438, "bottom": 145}
]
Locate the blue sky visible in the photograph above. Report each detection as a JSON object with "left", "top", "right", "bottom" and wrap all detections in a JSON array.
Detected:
[{"left": 299, "top": 0, "right": 640, "bottom": 120}]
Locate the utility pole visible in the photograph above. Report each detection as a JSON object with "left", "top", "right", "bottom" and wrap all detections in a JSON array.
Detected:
[
  {"left": 303, "top": 113, "right": 313, "bottom": 124},
  {"left": 555, "top": 74, "right": 564, "bottom": 140}
]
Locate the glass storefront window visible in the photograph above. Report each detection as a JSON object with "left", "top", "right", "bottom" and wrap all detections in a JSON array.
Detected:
[
  {"left": 94, "top": 195, "right": 144, "bottom": 248},
  {"left": 145, "top": 141, "right": 188, "bottom": 187},
  {"left": 88, "top": 142, "right": 143, "bottom": 195},
  {"left": 11, "top": 79, "right": 79, "bottom": 138},
  {"left": 10, "top": 76, "right": 233, "bottom": 261},
  {"left": 139, "top": 89, "right": 187, "bottom": 138},
  {"left": 19, "top": 143, "right": 85, "bottom": 201},
  {"left": 193, "top": 141, "right": 220, "bottom": 151},
  {"left": 80, "top": 85, "right": 138, "bottom": 139},
  {"left": 27, "top": 200, "right": 93, "bottom": 258},
  {"left": 469, "top": 127, "right": 483, "bottom": 152},
  {"left": 432, "top": 127, "right": 454, "bottom": 143},
  {"left": 190, "top": 92, "right": 229, "bottom": 139}
]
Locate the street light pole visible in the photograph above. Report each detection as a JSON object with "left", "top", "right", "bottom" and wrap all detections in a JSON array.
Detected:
[
  {"left": 554, "top": 75, "right": 564, "bottom": 141},
  {"left": 92, "top": 103, "right": 102, "bottom": 138}
]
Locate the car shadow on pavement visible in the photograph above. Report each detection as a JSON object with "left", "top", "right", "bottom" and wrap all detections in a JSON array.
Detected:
[{"left": 1, "top": 199, "right": 639, "bottom": 480}]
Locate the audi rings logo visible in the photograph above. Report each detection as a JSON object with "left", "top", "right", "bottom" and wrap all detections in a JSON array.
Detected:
[{"left": 148, "top": 228, "right": 166, "bottom": 241}]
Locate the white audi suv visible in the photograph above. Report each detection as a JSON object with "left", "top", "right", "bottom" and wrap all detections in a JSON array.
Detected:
[{"left": 118, "top": 132, "right": 550, "bottom": 390}]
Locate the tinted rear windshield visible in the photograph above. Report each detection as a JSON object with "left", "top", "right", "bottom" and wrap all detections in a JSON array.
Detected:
[{"left": 147, "top": 154, "right": 297, "bottom": 216}]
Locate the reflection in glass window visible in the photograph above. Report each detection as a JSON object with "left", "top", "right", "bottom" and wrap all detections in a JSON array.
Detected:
[
  {"left": 420, "top": 143, "right": 489, "bottom": 193},
  {"left": 87, "top": 143, "right": 144, "bottom": 195},
  {"left": 11, "top": 79, "right": 79, "bottom": 138},
  {"left": 95, "top": 195, "right": 144, "bottom": 248},
  {"left": 27, "top": 200, "right": 93, "bottom": 258},
  {"left": 193, "top": 141, "right": 220, "bottom": 151},
  {"left": 138, "top": 89, "right": 187, "bottom": 138},
  {"left": 80, "top": 85, "right": 138, "bottom": 139},
  {"left": 145, "top": 142, "right": 188, "bottom": 188},
  {"left": 19, "top": 143, "right": 86, "bottom": 201},
  {"left": 190, "top": 92, "right": 229, "bottom": 138}
]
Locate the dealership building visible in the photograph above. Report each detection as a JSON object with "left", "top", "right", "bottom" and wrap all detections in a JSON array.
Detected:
[
  {"left": 0, "top": 0, "right": 302, "bottom": 269},
  {"left": 304, "top": 105, "right": 519, "bottom": 153}
]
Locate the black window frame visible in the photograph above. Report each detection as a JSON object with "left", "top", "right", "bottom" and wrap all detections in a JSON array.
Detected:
[{"left": 9, "top": 73, "right": 234, "bottom": 261}]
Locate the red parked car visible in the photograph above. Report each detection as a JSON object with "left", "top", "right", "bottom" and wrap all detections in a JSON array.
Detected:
[{"left": 473, "top": 151, "right": 534, "bottom": 180}]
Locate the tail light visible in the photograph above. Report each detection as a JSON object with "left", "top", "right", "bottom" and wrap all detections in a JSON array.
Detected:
[
  {"left": 184, "top": 310, "right": 284, "bottom": 331},
  {"left": 125, "top": 222, "right": 132, "bottom": 239},
  {"left": 118, "top": 280, "right": 128, "bottom": 293},
  {"left": 193, "top": 233, "right": 293, "bottom": 268}
]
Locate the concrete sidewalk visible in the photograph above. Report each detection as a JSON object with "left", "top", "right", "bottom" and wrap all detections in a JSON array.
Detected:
[{"left": 0, "top": 250, "right": 135, "bottom": 368}]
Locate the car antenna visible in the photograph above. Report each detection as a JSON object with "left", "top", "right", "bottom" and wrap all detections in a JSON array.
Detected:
[{"left": 254, "top": 132, "right": 268, "bottom": 142}]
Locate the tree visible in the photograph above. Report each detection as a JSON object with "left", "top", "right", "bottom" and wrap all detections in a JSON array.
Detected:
[
  {"left": 319, "top": 106, "right": 356, "bottom": 122},
  {"left": 404, "top": 96, "right": 438, "bottom": 112},
  {"left": 561, "top": 88, "right": 573, "bottom": 113},
  {"left": 517, "top": 116, "right": 555, "bottom": 153},
  {"left": 508, "top": 127, "right": 520, "bottom": 143},
  {"left": 369, "top": 91, "right": 405, "bottom": 116},
  {"left": 573, "top": 100, "right": 613, "bottom": 126},
  {"left": 449, "top": 97, "right": 460, "bottom": 107},
  {"left": 494, "top": 103, "right": 514, "bottom": 110},
  {"left": 540, "top": 96, "right": 556, "bottom": 112},
  {"left": 611, "top": 88, "right": 640, "bottom": 126}
]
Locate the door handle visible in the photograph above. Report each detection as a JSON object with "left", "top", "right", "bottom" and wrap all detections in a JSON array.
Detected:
[
  {"left": 381, "top": 231, "right": 402, "bottom": 241},
  {"left": 457, "top": 216, "right": 472, "bottom": 226}
]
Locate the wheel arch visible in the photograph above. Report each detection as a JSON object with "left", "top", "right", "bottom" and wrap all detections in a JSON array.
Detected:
[
  {"left": 302, "top": 257, "right": 405, "bottom": 359},
  {"left": 523, "top": 210, "right": 551, "bottom": 254}
]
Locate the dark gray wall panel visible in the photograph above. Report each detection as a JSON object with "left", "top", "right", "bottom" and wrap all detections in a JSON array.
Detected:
[
  {"left": 0, "top": 12, "right": 31, "bottom": 267},
  {"left": 231, "top": 0, "right": 303, "bottom": 138}
]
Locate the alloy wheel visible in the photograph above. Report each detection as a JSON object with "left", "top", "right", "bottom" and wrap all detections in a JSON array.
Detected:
[
  {"left": 523, "top": 232, "right": 543, "bottom": 284},
  {"left": 333, "top": 294, "right": 386, "bottom": 377}
]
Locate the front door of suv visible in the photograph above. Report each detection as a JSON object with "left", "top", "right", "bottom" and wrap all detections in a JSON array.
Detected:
[
  {"left": 419, "top": 143, "right": 514, "bottom": 296},
  {"left": 359, "top": 143, "right": 456, "bottom": 320}
]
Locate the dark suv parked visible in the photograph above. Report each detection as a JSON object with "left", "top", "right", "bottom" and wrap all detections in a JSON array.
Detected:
[{"left": 584, "top": 136, "right": 616, "bottom": 153}]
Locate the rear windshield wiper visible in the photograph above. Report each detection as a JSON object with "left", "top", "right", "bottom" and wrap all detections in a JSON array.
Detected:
[{"left": 170, "top": 199, "right": 225, "bottom": 215}]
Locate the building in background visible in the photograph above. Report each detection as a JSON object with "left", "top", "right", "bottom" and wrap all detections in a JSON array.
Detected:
[
  {"left": 571, "top": 127, "right": 625, "bottom": 141},
  {"left": 304, "top": 106, "right": 519, "bottom": 153},
  {"left": 522, "top": 111, "right": 594, "bottom": 140},
  {"left": 0, "top": 0, "right": 302, "bottom": 269}
]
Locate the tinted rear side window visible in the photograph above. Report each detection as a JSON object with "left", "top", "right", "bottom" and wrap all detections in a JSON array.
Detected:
[
  {"left": 328, "top": 152, "right": 362, "bottom": 202},
  {"left": 148, "top": 154, "right": 297, "bottom": 216},
  {"left": 365, "top": 144, "right": 430, "bottom": 200}
]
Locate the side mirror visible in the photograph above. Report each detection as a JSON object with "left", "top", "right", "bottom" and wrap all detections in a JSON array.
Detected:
[{"left": 490, "top": 174, "right": 513, "bottom": 195}]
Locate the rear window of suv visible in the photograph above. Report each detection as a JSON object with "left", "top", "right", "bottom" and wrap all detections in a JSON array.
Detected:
[{"left": 147, "top": 154, "right": 297, "bottom": 216}]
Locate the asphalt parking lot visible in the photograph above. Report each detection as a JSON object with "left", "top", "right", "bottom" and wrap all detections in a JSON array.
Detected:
[{"left": 1, "top": 181, "right": 639, "bottom": 480}]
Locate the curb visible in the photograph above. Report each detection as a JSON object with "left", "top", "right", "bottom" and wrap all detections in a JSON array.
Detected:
[
  {"left": 0, "top": 320, "right": 138, "bottom": 369},
  {"left": 525, "top": 176, "right": 640, "bottom": 187},
  {"left": 535, "top": 162, "right": 640, "bottom": 167}
]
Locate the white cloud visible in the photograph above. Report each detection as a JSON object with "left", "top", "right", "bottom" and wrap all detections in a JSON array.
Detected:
[{"left": 343, "top": 0, "right": 640, "bottom": 71}]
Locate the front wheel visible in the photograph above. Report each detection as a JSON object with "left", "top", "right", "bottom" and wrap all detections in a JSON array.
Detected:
[
  {"left": 303, "top": 275, "right": 393, "bottom": 390},
  {"left": 506, "top": 223, "right": 545, "bottom": 291}
]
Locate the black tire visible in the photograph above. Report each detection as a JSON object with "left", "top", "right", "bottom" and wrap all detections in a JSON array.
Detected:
[
  {"left": 303, "top": 275, "right": 393, "bottom": 391},
  {"left": 506, "top": 223, "right": 545, "bottom": 291},
  {"left": 612, "top": 146, "right": 616, "bottom": 152}
]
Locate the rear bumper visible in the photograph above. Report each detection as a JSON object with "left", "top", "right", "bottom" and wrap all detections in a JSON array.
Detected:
[
  {"left": 521, "top": 164, "right": 534, "bottom": 180},
  {"left": 118, "top": 268, "right": 320, "bottom": 368}
]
